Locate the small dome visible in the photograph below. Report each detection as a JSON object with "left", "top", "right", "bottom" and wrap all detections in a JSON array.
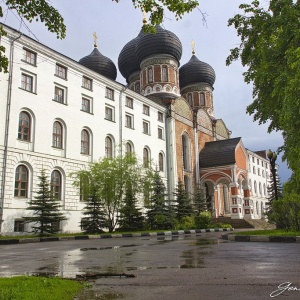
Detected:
[
  {"left": 79, "top": 48, "right": 117, "bottom": 80},
  {"left": 135, "top": 25, "right": 182, "bottom": 63},
  {"left": 118, "top": 30, "right": 144, "bottom": 83},
  {"left": 179, "top": 55, "right": 216, "bottom": 89}
]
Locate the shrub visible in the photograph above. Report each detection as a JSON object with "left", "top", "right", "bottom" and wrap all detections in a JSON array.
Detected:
[
  {"left": 269, "top": 193, "right": 300, "bottom": 231},
  {"left": 175, "top": 216, "right": 195, "bottom": 230},
  {"left": 194, "top": 211, "right": 211, "bottom": 229},
  {"left": 211, "top": 222, "right": 232, "bottom": 229}
]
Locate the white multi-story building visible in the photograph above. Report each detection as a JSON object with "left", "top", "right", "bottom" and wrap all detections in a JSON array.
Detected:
[{"left": 0, "top": 23, "right": 272, "bottom": 234}]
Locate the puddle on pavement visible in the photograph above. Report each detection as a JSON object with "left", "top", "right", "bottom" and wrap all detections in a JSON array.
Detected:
[
  {"left": 80, "top": 244, "right": 139, "bottom": 251},
  {"left": 75, "top": 289, "right": 124, "bottom": 300}
]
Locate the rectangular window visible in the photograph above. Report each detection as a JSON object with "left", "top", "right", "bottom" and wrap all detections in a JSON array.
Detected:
[
  {"left": 82, "top": 76, "right": 92, "bottom": 90},
  {"left": 82, "top": 98, "right": 91, "bottom": 113},
  {"left": 106, "top": 87, "right": 114, "bottom": 100},
  {"left": 252, "top": 157, "right": 255, "bottom": 163},
  {"left": 23, "top": 49, "right": 36, "bottom": 66},
  {"left": 125, "top": 114, "right": 134, "bottom": 129},
  {"left": 55, "top": 64, "right": 67, "bottom": 79},
  {"left": 257, "top": 158, "right": 259, "bottom": 164},
  {"left": 143, "top": 105, "right": 150, "bottom": 116},
  {"left": 14, "top": 220, "right": 25, "bottom": 232},
  {"left": 54, "top": 86, "right": 65, "bottom": 103},
  {"left": 158, "top": 127, "right": 163, "bottom": 139},
  {"left": 21, "top": 73, "right": 33, "bottom": 92},
  {"left": 125, "top": 97, "right": 133, "bottom": 108},
  {"left": 143, "top": 121, "right": 150, "bottom": 135},
  {"left": 158, "top": 112, "right": 163, "bottom": 122},
  {"left": 258, "top": 168, "right": 260, "bottom": 176},
  {"left": 105, "top": 106, "right": 114, "bottom": 121}
]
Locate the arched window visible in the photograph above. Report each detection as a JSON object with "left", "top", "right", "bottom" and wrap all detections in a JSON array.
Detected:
[
  {"left": 14, "top": 165, "right": 28, "bottom": 197},
  {"left": 148, "top": 68, "right": 153, "bottom": 83},
  {"left": 51, "top": 170, "right": 62, "bottom": 200},
  {"left": 143, "top": 147, "right": 150, "bottom": 167},
  {"left": 125, "top": 142, "right": 133, "bottom": 154},
  {"left": 187, "top": 94, "right": 193, "bottom": 106},
  {"left": 200, "top": 93, "right": 205, "bottom": 106},
  {"left": 135, "top": 82, "right": 140, "bottom": 93},
  {"left": 81, "top": 130, "right": 89, "bottom": 154},
  {"left": 184, "top": 175, "right": 189, "bottom": 193},
  {"left": 162, "top": 66, "right": 168, "bottom": 81},
  {"left": 259, "top": 182, "right": 262, "bottom": 195},
  {"left": 105, "top": 136, "right": 113, "bottom": 158},
  {"left": 256, "top": 201, "right": 259, "bottom": 215},
  {"left": 53, "top": 121, "right": 63, "bottom": 149},
  {"left": 263, "top": 183, "right": 266, "bottom": 196},
  {"left": 158, "top": 153, "right": 164, "bottom": 171},
  {"left": 18, "top": 112, "right": 30, "bottom": 141},
  {"left": 182, "top": 135, "right": 190, "bottom": 170}
]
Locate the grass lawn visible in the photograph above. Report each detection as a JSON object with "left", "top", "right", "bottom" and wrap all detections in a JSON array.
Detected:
[
  {"left": 235, "top": 229, "right": 300, "bottom": 236},
  {"left": 0, "top": 276, "right": 85, "bottom": 300}
]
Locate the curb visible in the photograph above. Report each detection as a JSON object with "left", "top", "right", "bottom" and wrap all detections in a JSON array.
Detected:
[
  {"left": 222, "top": 233, "right": 300, "bottom": 243},
  {"left": 0, "top": 228, "right": 233, "bottom": 245}
]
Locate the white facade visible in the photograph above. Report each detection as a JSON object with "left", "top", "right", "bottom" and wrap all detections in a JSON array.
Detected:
[
  {"left": 0, "top": 24, "right": 272, "bottom": 234},
  {"left": 0, "top": 26, "right": 168, "bottom": 234},
  {"left": 247, "top": 150, "right": 270, "bottom": 219}
]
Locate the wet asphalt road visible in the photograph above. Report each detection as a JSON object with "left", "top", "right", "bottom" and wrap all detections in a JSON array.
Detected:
[{"left": 0, "top": 232, "right": 300, "bottom": 300}]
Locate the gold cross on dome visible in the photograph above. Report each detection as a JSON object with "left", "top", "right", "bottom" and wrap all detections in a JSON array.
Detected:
[
  {"left": 191, "top": 40, "right": 196, "bottom": 55},
  {"left": 93, "top": 32, "right": 98, "bottom": 48}
]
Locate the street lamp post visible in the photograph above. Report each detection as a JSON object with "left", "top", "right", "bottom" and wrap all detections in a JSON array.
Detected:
[{"left": 267, "top": 149, "right": 278, "bottom": 201}]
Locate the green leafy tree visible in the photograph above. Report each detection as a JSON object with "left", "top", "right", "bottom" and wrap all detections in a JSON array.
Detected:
[
  {"left": 174, "top": 181, "right": 193, "bottom": 221},
  {"left": 226, "top": 0, "right": 300, "bottom": 184},
  {"left": 194, "top": 184, "right": 207, "bottom": 214},
  {"left": 24, "top": 169, "right": 67, "bottom": 235},
  {"left": 118, "top": 183, "right": 145, "bottom": 231},
  {"left": 72, "top": 153, "right": 151, "bottom": 232},
  {"left": 113, "top": 0, "right": 199, "bottom": 33},
  {"left": 146, "top": 171, "right": 176, "bottom": 230},
  {"left": 0, "top": 0, "right": 66, "bottom": 73}
]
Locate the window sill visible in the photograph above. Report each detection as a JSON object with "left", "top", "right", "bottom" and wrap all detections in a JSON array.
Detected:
[
  {"left": 19, "top": 87, "right": 37, "bottom": 95},
  {"left": 21, "top": 59, "right": 37, "bottom": 67},
  {"left": 143, "top": 132, "right": 151, "bottom": 136},
  {"left": 52, "top": 99, "right": 68, "bottom": 105},
  {"left": 52, "top": 146, "right": 64, "bottom": 150},
  {"left": 105, "top": 118, "right": 116, "bottom": 122},
  {"left": 17, "top": 138, "right": 30, "bottom": 143},
  {"left": 80, "top": 109, "right": 94, "bottom": 115},
  {"left": 105, "top": 96, "right": 115, "bottom": 101},
  {"left": 80, "top": 152, "right": 90, "bottom": 156},
  {"left": 125, "top": 106, "right": 133, "bottom": 109},
  {"left": 81, "top": 86, "right": 93, "bottom": 92},
  {"left": 125, "top": 126, "right": 135, "bottom": 130},
  {"left": 54, "top": 74, "right": 68, "bottom": 81}
]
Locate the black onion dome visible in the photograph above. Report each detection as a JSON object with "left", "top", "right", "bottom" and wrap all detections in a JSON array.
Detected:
[
  {"left": 179, "top": 55, "right": 216, "bottom": 89},
  {"left": 135, "top": 25, "right": 182, "bottom": 63},
  {"left": 118, "top": 30, "right": 144, "bottom": 82},
  {"left": 79, "top": 48, "right": 117, "bottom": 80}
]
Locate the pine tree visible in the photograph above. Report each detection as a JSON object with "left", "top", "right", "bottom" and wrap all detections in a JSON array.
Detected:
[
  {"left": 266, "top": 171, "right": 283, "bottom": 217},
  {"left": 118, "top": 184, "right": 144, "bottom": 231},
  {"left": 146, "top": 171, "right": 175, "bottom": 230},
  {"left": 24, "top": 169, "right": 67, "bottom": 235},
  {"left": 81, "top": 194, "right": 106, "bottom": 234},
  {"left": 194, "top": 184, "right": 207, "bottom": 214},
  {"left": 174, "top": 181, "right": 194, "bottom": 221}
]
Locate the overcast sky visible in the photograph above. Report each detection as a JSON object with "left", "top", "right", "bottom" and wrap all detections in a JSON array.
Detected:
[{"left": 1, "top": 0, "right": 291, "bottom": 182}]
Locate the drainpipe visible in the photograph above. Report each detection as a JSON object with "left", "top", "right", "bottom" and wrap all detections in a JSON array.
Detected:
[
  {"left": 165, "top": 104, "right": 172, "bottom": 200},
  {"left": 193, "top": 109, "right": 200, "bottom": 186},
  {"left": 0, "top": 33, "right": 22, "bottom": 232}
]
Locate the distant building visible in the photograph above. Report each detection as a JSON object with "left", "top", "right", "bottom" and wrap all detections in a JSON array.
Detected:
[{"left": 0, "top": 23, "right": 271, "bottom": 234}]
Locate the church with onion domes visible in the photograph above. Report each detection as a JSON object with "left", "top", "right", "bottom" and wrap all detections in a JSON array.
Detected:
[{"left": 0, "top": 21, "right": 271, "bottom": 234}]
